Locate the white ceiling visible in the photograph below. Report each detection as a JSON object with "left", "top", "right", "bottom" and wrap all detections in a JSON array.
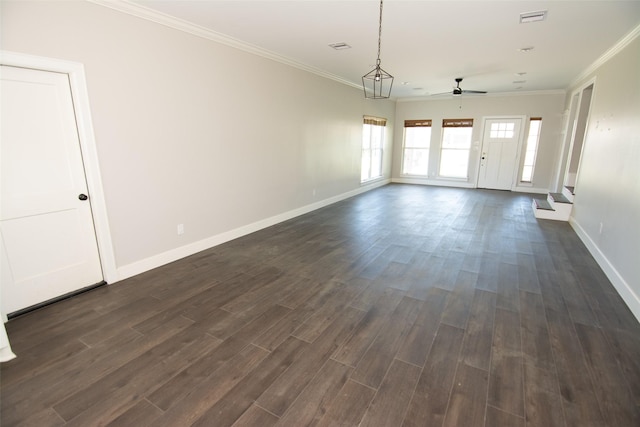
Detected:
[{"left": 124, "top": 0, "right": 640, "bottom": 99}]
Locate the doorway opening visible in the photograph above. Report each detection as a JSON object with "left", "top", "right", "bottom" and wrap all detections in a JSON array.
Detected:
[{"left": 557, "top": 81, "right": 595, "bottom": 198}]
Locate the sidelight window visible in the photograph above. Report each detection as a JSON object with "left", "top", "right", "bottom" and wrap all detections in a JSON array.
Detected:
[{"left": 521, "top": 118, "right": 542, "bottom": 182}]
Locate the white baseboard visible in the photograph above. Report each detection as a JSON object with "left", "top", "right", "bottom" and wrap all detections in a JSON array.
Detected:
[
  {"left": 570, "top": 218, "right": 640, "bottom": 323},
  {"left": 391, "top": 177, "right": 475, "bottom": 189},
  {"left": 513, "top": 185, "right": 550, "bottom": 194},
  {"left": 116, "top": 179, "right": 390, "bottom": 281},
  {"left": 392, "top": 178, "right": 549, "bottom": 194}
]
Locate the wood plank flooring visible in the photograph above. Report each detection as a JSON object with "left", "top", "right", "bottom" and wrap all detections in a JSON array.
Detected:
[{"left": 2, "top": 184, "right": 639, "bottom": 426}]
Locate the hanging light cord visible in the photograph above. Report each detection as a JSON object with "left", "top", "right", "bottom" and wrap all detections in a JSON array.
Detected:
[
  {"left": 376, "top": 0, "right": 384, "bottom": 66},
  {"left": 362, "top": 0, "right": 393, "bottom": 98}
]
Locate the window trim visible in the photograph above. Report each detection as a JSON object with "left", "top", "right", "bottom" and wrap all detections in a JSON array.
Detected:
[
  {"left": 360, "top": 116, "right": 386, "bottom": 183},
  {"left": 438, "top": 118, "right": 474, "bottom": 179},
  {"left": 520, "top": 117, "right": 542, "bottom": 183},
  {"left": 401, "top": 119, "right": 432, "bottom": 177}
]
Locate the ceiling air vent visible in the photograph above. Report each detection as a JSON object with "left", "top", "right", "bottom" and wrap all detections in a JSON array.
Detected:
[
  {"left": 520, "top": 10, "right": 547, "bottom": 24},
  {"left": 329, "top": 42, "right": 351, "bottom": 50}
]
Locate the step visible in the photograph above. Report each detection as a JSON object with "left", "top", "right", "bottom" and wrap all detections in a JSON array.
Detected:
[
  {"left": 532, "top": 196, "right": 571, "bottom": 221},
  {"left": 546, "top": 193, "right": 572, "bottom": 220},
  {"left": 549, "top": 192, "right": 572, "bottom": 204},
  {"left": 562, "top": 186, "right": 575, "bottom": 202},
  {"left": 533, "top": 198, "right": 554, "bottom": 210}
]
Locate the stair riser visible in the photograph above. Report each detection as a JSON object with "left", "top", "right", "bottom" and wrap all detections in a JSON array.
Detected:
[
  {"left": 532, "top": 200, "right": 571, "bottom": 221},
  {"left": 550, "top": 199, "right": 571, "bottom": 219},
  {"left": 562, "top": 186, "right": 575, "bottom": 202}
]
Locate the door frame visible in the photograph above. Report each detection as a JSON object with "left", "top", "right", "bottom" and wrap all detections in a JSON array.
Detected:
[
  {"left": 476, "top": 115, "right": 527, "bottom": 191},
  {"left": 1, "top": 51, "right": 118, "bottom": 304},
  {"left": 555, "top": 77, "right": 596, "bottom": 194},
  {"left": 554, "top": 92, "right": 580, "bottom": 192}
]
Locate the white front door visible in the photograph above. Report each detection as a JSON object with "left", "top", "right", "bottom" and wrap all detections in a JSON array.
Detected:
[
  {"left": 478, "top": 118, "right": 523, "bottom": 190},
  {"left": 1, "top": 65, "right": 103, "bottom": 314}
]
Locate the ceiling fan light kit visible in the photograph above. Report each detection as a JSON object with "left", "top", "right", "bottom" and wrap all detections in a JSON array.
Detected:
[{"left": 362, "top": 0, "right": 393, "bottom": 99}]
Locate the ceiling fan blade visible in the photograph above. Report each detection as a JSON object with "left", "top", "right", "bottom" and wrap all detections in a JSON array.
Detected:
[
  {"left": 429, "top": 91, "right": 453, "bottom": 96},
  {"left": 461, "top": 90, "right": 487, "bottom": 94}
]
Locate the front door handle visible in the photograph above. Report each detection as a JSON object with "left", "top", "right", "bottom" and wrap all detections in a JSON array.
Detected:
[{"left": 78, "top": 194, "right": 88, "bottom": 201}]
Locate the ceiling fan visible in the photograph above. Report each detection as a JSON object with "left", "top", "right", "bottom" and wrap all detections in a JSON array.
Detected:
[{"left": 433, "top": 78, "right": 487, "bottom": 97}]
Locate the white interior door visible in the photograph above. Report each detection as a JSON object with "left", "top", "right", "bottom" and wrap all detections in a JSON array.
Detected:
[
  {"left": 1, "top": 65, "right": 103, "bottom": 315},
  {"left": 478, "top": 118, "right": 523, "bottom": 190}
]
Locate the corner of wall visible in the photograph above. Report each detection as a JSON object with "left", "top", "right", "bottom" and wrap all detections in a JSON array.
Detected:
[{"left": 569, "top": 217, "right": 640, "bottom": 323}]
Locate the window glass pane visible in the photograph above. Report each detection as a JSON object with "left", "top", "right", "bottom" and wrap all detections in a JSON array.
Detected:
[
  {"left": 402, "top": 148, "right": 429, "bottom": 175},
  {"left": 371, "top": 126, "right": 383, "bottom": 149},
  {"left": 442, "top": 128, "right": 472, "bottom": 148},
  {"left": 529, "top": 120, "right": 540, "bottom": 134},
  {"left": 439, "top": 149, "right": 470, "bottom": 178},
  {"left": 402, "top": 126, "right": 431, "bottom": 176},
  {"left": 371, "top": 149, "right": 383, "bottom": 177},
  {"left": 405, "top": 127, "right": 431, "bottom": 148},
  {"left": 439, "top": 126, "right": 472, "bottom": 178},
  {"left": 362, "top": 125, "right": 372, "bottom": 149},
  {"left": 524, "top": 150, "right": 535, "bottom": 164},
  {"left": 520, "top": 119, "right": 542, "bottom": 182},
  {"left": 490, "top": 123, "right": 502, "bottom": 138},
  {"left": 361, "top": 151, "right": 371, "bottom": 181},
  {"left": 490, "top": 122, "right": 515, "bottom": 138},
  {"left": 361, "top": 120, "right": 385, "bottom": 182}
]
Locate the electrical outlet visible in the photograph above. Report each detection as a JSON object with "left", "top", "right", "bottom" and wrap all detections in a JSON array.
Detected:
[{"left": 177, "top": 224, "right": 184, "bottom": 235}]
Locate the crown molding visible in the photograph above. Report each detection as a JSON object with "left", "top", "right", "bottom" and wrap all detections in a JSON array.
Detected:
[
  {"left": 571, "top": 22, "right": 640, "bottom": 88},
  {"left": 87, "top": 0, "right": 361, "bottom": 91}
]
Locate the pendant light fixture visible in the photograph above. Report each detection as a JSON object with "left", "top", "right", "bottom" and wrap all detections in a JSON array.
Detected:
[{"left": 362, "top": 0, "right": 394, "bottom": 99}]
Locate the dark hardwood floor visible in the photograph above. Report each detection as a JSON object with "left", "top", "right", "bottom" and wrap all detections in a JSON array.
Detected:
[{"left": 2, "top": 184, "right": 639, "bottom": 426}]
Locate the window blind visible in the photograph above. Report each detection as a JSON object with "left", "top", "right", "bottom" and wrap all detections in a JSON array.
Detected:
[
  {"left": 442, "top": 118, "right": 473, "bottom": 127},
  {"left": 363, "top": 116, "right": 387, "bottom": 126},
  {"left": 404, "top": 119, "right": 432, "bottom": 127}
]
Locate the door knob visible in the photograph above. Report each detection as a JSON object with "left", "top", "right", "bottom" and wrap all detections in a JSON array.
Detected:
[{"left": 78, "top": 194, "right": 88, "bottom": 201}]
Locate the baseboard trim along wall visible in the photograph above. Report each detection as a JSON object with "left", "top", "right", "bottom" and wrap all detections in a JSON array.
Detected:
[
  {"left": 512, "top": 185, "right": 549, "bottom": 195},
  {"left": 392, "top": 178, "right": 548, "bottom": 194},
  {"left": 116, "top": 179, "right": 390, "bottom": 281},
  {"left": 570, "top": 217, "right": 640, "bottom": 323},
  {"left": 391, "top": 177, "right": 475, "bottom": 189}
]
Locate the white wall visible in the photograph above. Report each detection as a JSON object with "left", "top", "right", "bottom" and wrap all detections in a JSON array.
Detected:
[
  {"left": 566, "top": 34, "right": 640, "bottom": 320},
  {"left": 392, "top": 93, "right": 566, "bottom": 193},
  {"left": 1, "top": 1, "right": 395, "bottom": 279}
]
